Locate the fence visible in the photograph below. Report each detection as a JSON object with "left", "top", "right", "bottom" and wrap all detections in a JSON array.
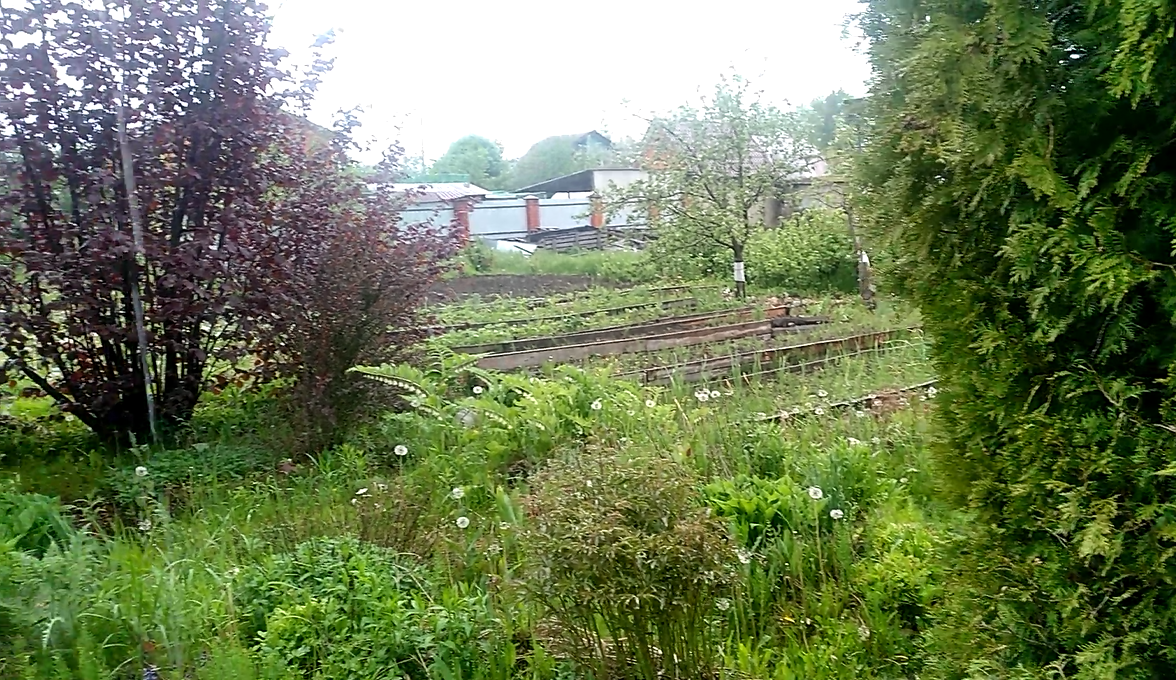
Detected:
[{"left": 400, "top": 196, "right": 645, "bottom": 245}]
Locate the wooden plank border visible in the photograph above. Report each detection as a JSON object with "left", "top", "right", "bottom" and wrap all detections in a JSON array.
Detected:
[
  {"left": 475, "top": 315, "right": 828, "bottom": 371},
  {"left": 452, "top": 305, "right": 800, "bottom": 355}
]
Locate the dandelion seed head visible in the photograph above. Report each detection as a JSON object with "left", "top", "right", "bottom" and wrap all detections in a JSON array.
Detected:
[
  {"left": 645, "top": 399, "right": 657, "bottom": 408},
  {"left": 709, "top": 390, "right": 721, "bottom": 399},
  {"left": 134, "top": 466, "right": 148, "bottom": 478},
  {"left": 830, "top": 508, "right": 845, "bottom": 520},
  {"left": 473, "top": 385, "right": 484, "bottom": 394},
  {"left": 590, "top": 399, "right": 603, "bottom": 411},
  {"left": 813, "top": 407, "right": 825, "bottom": 416},
  {"left": 846, "top": 437, "right": 862, "bottom": 447},
  {"left": 456, "top": 516, "right": 470, "bottom": 529},
  {"left": 394, "top": 444, "right": 409, "bottom": 457},
  {"left": 807, "top": 486, "right": 824, "bottom": 500},
  {"left": 450, "top": 487, "right": 465, "bottom": 500}
]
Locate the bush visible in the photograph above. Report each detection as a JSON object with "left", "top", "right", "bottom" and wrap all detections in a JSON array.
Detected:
[
  {"left": 520, "top": 448, "right": 737, "bottom": 680},
  {"left": 860, "top": 0, "right": 1176, "bottom": 675},
  {"left": 236, "top": 536, "right": 506, "bottom": 679},
  {"left": 0, "top": 483, "right": 76, "bottom": 558},
  {"left": 746, "top": 209, "right": 857, "bottom": 293}
]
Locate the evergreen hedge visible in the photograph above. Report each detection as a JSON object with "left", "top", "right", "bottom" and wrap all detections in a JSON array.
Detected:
[{"left": 859, "top": 0, "right": 1176, "bottom": 677}]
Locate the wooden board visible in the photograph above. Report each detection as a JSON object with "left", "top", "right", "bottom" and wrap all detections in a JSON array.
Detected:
[
  {"left": 421, "top": 297, "right": 699, "bottom": 335},
  {"left": 475, "top": 315, "right": 828, "bottom": 371},
  {"left": 620, "top": 328, "right": 914, "bottom": 385},
  {"left": 452, "top": 305, "right": 798, "bottom": 355}
]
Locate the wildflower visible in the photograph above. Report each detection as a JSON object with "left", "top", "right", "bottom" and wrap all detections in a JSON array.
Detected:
[
  {"left": 456, "top": 516, "right": 470, "bottom": 529},
  {"left": 473, "top": 385, "right": 484, "bottom": 395},
  {"left": 627, "top": 410, "right": 635, "bottom": 417},
  {"left": 134, "top": 466, "right": 148, "bottom": 478},
  {"left": 736, "top": 548, "right": 752, "bottom": 565},
  {"left": 817, "top": 389, "right": 828, "bottom": 398},
  {"left": 394, "top": 444, "right": 409, "bottom": 457},
  {"left": 709, "top": 390, "right": 721, "bottom": 399},
  {"left": 716, "top": 598, "right": 731, "bottom": 612},
  {"left": 846, "top": 437, "right": 862, "bottom": 447},
  {"left": 830, "top": 509, "right": 845, "bottom": 520},
  {"left": 645, "top": 399, "right": 656, "bottom": 408},
  {"left": 694, "top": 390, "right": 709, "bottom": 403},
  {"left": 355, "top": 488, "right": 369, "bottom": 497},
  {"left": 813, "top": 407, "right": 825, "bottom": 416},
  {"left": 138, "top": 519, "right": 152, "bottom": 532},
  {"left": 450, "top": 487, "right": 465, "bottom": 500},
  {"left": 590, "top": 399, "right": 603, "bottom": 411},
  {"left": 807, "top": 486, "right": 824, "bottom": 500}
]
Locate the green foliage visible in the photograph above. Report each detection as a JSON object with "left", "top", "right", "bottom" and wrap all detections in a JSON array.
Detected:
[
  {"left": 0, "top": 483, "right": 75, "bottom": 557},
  {"left": 510, "top": 133, "right": 618, "bottom": 189},
  {"left": 432, "top": 135, "right": 511, "bottom": 190},
  {"left": 238, "top": 536, "right": 507, "bottom": 678},
  {"left": 520, "top": 448, "right": 737, "bottom": 680},
  {"left": 797, "top": 90, "right": 852, "bottom": 152},
  {"left": 747, "top": 210, "right": 858, "bottom": 293},
  {"left": 859, "top": 0, "right": 1176, "bottom": 676}
]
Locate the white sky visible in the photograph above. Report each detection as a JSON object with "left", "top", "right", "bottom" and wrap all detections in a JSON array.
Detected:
[{"left": 268, "top": 0, "right": 871, "bottom": 163}]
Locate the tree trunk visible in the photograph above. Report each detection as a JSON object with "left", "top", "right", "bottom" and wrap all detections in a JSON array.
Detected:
[
  {"left": 845, "top": 205, "right": 876, "bottom": 311},
  {"left": 732, "top": 240, "right": 746, "bottom": 299}
]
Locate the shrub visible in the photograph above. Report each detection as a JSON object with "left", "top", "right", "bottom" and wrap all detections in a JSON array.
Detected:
[
  {"left": 520, "top": 448, "right": 737, "bottom": 680},
  {"left": 746, "top": 209, "right": 857, "bottom": 293},
  {"left": 860, "top": 0, "right": 1176, "bottom": 675},
  {"left": 0, "top": 2, "right": 450, "bottom": 445},
  {"left": 236, "top": 536, "right": 506, "bottom": 679},
  {"left": 0, "top": 483, "right": 76, "bottom": 558}
]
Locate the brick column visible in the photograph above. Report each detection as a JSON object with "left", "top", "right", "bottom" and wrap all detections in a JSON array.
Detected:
[
  {"left": 453, "top": 199, "right": 471, "bottom": 245},
  {"left": 524, "top": 195, "right": 540, "bottom": 233},
  {"left": 589, "top": 192, "right": 604, "bottom": 229}
]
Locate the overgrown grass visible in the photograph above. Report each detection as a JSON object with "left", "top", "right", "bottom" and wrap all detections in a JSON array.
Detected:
[{"left": 2, "top": 292, "right": 959, "bottom": 680}]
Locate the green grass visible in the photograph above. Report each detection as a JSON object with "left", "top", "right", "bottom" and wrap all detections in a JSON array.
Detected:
[{"left": 2, "top": 286, "right": 957, "bottom": 680}]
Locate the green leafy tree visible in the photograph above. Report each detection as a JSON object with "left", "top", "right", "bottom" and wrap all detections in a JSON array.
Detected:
[
  {"left": 430, "top": 135, "right": 509, "bottom": 189},
  {"left": 859, "top": 0, "right": 1176, "bottom": 676},
  {"left": 510, "top": 133, "right": 616, "bottom": 189},
  {"left": 798, "top": 89, "right": 851, "bottom": 152},
  {"left": 614, "top": 76, "right": 815, "bottom": 297}
]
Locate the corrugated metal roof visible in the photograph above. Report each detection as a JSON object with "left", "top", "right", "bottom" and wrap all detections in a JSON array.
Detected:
[{"left": 390, "top": 182, "right": 490, "bottom": 203}]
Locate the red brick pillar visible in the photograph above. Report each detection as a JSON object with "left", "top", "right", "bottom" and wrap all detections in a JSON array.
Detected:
[
  {"left": 589, "top": 192, "right": 604, "bottom": 229},
  {"left": 453, "top": 199, "right": 471, "bottom": 245},
  {"left": 524, "top": 195, "right": 540, "bottom": 233}
]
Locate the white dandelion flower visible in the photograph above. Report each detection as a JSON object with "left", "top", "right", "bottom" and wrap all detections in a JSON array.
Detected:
[
  {"left": 813, "top": 407, "right": 825, "bottom": 416},
  {"left": 694, "top": 390, "right": 709, "bottom": 403},
  {"left": 645, "top": 399, "right": 657, "bottom": 408},
  {"left": 807, "top": 486, "right": 824, "bottom": 500},
  {"left": 456, "top": 516, "right": 470, "bottom": 529},
  {"left": 590, "top": 399, "right": 603, "bottom": 411},
  {"left": 627, "top": 410, "right": 635, "bottom": 416},
  {"left": 709, "top": 390, "right": 721, "bottom": 399},
  {"left": 817, "top": 389, "right": 828, "bottom": 398},
  {"left": 134, "top": 466, "right": 148, "bottom": 478},
  {"left": 450, "top": 487, "right": 465, "bottom": 500},
  {"left": 394, "top": 444, "right": 409, "bottom": 457},
  {"left": 138, "top": 519, "right": 152, "bottom": 532},
  {"left": 473, "top": 385, "right": 484, "bottom": 395},
  {"left": 736, "top": 548, "right": 752, "bottom": 565},
  {"left": 830, "top": 508, "right": 845, "bottom": 520}
]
